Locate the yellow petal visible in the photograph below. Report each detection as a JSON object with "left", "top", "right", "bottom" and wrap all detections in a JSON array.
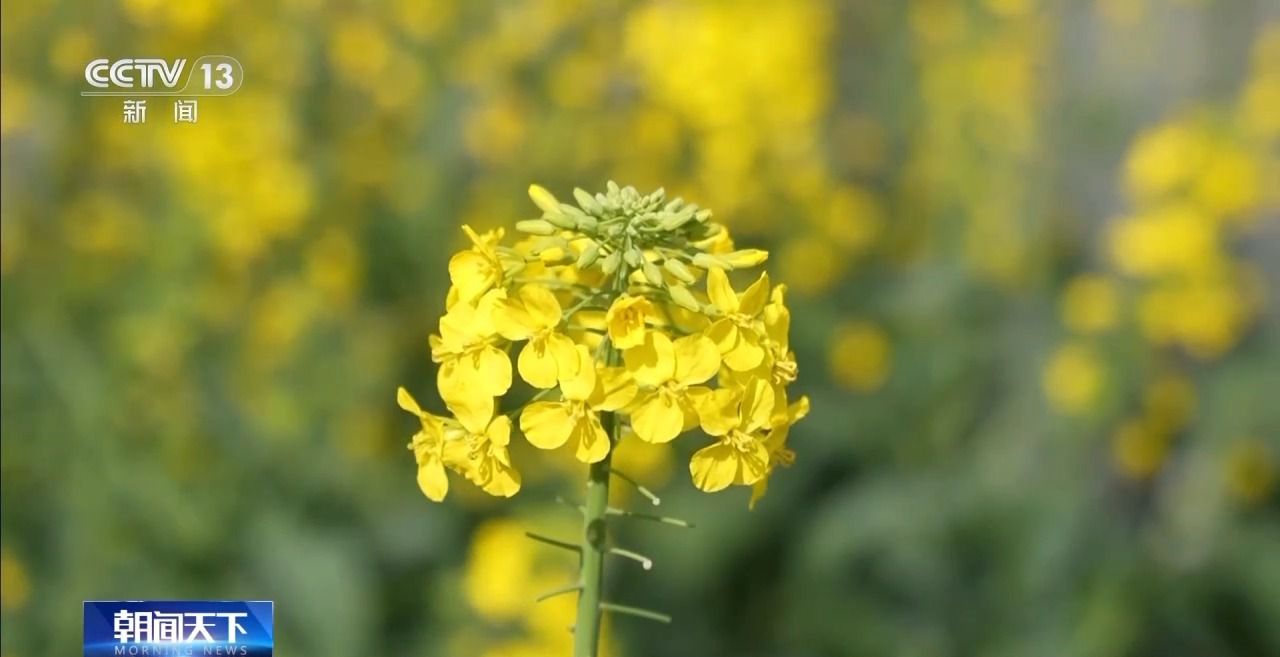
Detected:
[
  {"left": 631, "top": 391, "right": 685, "bottom": 444},
  {"left": 546, "top": 332, "right": 580, "bottom": 379},
  {"left": 483, "top": 461, "right": 522, "bottom": 497},
  {"left": 697, "top": 387, "right": 740, "bottom": 436},
  {"left": 788, "top": 395, "right": 811, "bottom": 424},
  {"left": 519, "top": 401, "right": 576, "bottom": 450},
  {"left": 723, "top": 331, "right": 765, "bottom": 371},
  {"left": 518, "top": 337, "right": 560, "bottom": 389},
  {"left": 574, "top": 415, "right": 611, "bottom": 463},
  {"left": 690, "top": 443, "right": 739, "bottom": 492},
  {"left": 445, "top": 393, "right": 494, "bottom": 435},
  {"left": 560, "top": 344, "right": 598, "bottom": 401},
  {"left": 397, "top": 386, "right": 424, "bottom": 416},
  {"left": 486, "top": 415, "right": 511, "bottom": 447},
  {"left": 474, "top": 345, "right": 512, "bottom": 396},
  {"left": 737, "top": 440, "right": 770, "bottom": 485},
  {"left": 673, "top": 335, "right": 720, "bottom": 385},
  {"left": 436, "top": 360, "right": 464, "bottom": 400},
  {"left": 493, "top": 298, "right": 537, "bottom": 341},
  {"left": 592, "top": 367, "right": 637, "bottom": 411},
  {"left": 706, "top": 267, "right": 739, "bottom": 314},
  {"left": 741, "top": 379, "right": 775, "bottom": 432},
  {"left": 623, "top": 331, "right": 676, "bottom": 387},
  {"left": 680, "top": 387, "right": 709, "bottom": 431},
  {"left": 447, "top": 251, "right": 495, "bottom": 302},
  {"left": 764, "top": 300, "right": 790, "bottom": 347},
  {"left": 738, "top": 272, "right": 770, "bottom": 317},
  {"left": 705, "top": 318, "right": 740, "bottom": 356},
  {"left": 519, "top": 285, "right": 562, "bottom": 329},
  {"left": 441, "top": 437, "right": 472, "bottom": 469},
  {"left": 417, "top": 460, "right": 449, "bottom": 502}
]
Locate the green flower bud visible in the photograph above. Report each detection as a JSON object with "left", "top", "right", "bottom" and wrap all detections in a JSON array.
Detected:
[
  {"left": 692, "top": 252, "right": 727, "bottom": 270},
  {"left": 577, "top": 242, "right": 601, "bottom": 269},
  {"left": 623, "top": 247, "right": 643, "bottom": 267},
  {"left": 662, "top": 258, "right": 697, "bottom": 284},
  {"left": 602, "top": 249, "right": 622, "bottom": 275},
  {"left": 659, "top": 209, "right": 695, "bottom": 230},
  {"left": 643, "top": 261, "right": 664, "bottom": 286},
  {"left": 574, "top": 188, "right": 602, "bottom": 214},
  {"left": 543, "top": 212, "right": 578, "bottom": 229},
  {"left": 668, "top": 284, "right": 701, "bottom": 312},
  {"left": 515, "top": 219, "right": 557, "bottom": 236}
]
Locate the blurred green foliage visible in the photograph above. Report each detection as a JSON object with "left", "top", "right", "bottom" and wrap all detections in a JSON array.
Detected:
[{"left": 2, "top": 1, "right": 1278, "bottom": 656}]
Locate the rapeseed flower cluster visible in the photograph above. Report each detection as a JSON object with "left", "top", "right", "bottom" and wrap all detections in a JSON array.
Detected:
[{"left": 400, "top": 183, "right": 808, "bottom": 505}]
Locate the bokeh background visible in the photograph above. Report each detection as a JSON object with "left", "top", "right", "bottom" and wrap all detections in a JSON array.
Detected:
[{"left": 3, "top": 1, "right": 1279, "bottom": 656}]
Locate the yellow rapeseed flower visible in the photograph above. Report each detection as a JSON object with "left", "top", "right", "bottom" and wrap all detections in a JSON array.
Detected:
[
  {"left": 429, "top": 289, "right": 513, "bottom": 400},
  {"left": 398, "top": 386, "right": 457, "bottom": 502},
  {"left": 448, "top": 394, "right": 520, "bottom": 498},
  {"left": 604, "top": 294, "right": 655, "bottom": 350},
  {"left": 704, "top": 268, "right": 770, "bottom": 371},
  {"left": 448, "top": 225, "right": 507, "bottom": 305},
  {"left": 749, "top": 392, "right": 810, "bottom": 510},
  {"left": 519, "top": 345, "right": 636, "bottom": 463},
  {"left": 690, "top": 379, "right": 776, "bottom": 492},
  {"left": 494, "top": 284, "right": 578, "bottom": 389},
  {"left": 623, "top": 333, "right": 720, "bottom": 444}
]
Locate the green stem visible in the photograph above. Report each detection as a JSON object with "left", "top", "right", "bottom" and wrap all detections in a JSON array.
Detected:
[
  {"left": 574, "top": 265, "right": 628, "bottom": 657},
  {"left": 573, "top": 434, "right": 613, "bottom": 657}
]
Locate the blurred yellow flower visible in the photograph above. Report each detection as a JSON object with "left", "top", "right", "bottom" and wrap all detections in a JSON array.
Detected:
[
  {"left": 777, "top": 236, "right": 840, "bottom": 297},
  {"left": 329, "top": 18, "right": 391, "bottom": 81},
  {"left": 1193, "top": 143, "right": 1262, "bottom": 219},
  {"left": 1108, "top": 204, "right": 1220, "bottom": 278},
  {"left": 829, "top": 321, "right": 892, "bottom": 393},
  {"left": 0, "top": 549, "right": 30, "bottom": 611},
  {"left": 1111, "top": 418, "right": 1167, "bottom": 480},
  {"left": 1043, "top": 342, "right": 1104, "bottom": 415},
  {"left": 463, "top": 518, "right": 537, "bottom": 621},
  {"left": 1136, "top": 280, "right": 1250, "bottom": 358},
  {"left": 1124, "top": 121, "right": 1209, "bottom": 202},
  {"left": 1060, "top": 274, "right": 1120, "bottom": 335}
]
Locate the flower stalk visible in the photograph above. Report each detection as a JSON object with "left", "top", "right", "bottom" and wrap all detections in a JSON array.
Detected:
[{"left": 574, "top": 425, "right": 615, "bottom": 657}]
